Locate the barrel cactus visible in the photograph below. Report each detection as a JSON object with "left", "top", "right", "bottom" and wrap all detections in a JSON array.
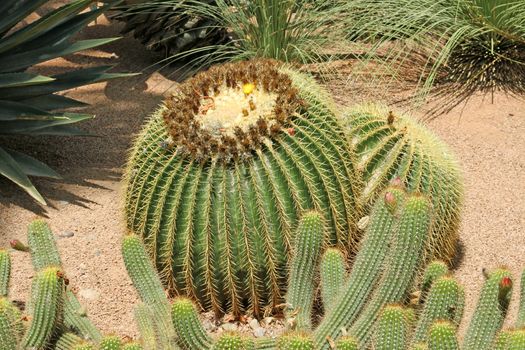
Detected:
[
  {"left": 343, "top": 103, "right": 463, "bottom": 263},
  {"left": 124, "top": 59, "right": 360, "bottom": 316}
]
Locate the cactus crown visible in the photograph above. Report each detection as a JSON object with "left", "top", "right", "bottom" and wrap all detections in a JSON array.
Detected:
[{"left": 162, "top": 59, "right": 304, "bottom": 162}]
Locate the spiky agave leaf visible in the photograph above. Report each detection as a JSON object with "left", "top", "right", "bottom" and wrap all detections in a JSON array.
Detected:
[{"left": 0, "top": 0, "right": 134, "bottom": 205}]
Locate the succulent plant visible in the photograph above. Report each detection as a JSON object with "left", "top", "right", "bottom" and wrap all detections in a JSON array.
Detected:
[
  {"left": 343, "top": 103, "right": 463, "bottom": 264},
  {"left": 0, "top": 0, "right": 133, "bottom": 204},
  {"left": 112, "top": 0, "right": 230, "bottom": 60},
  {"left": 124, "top": 59, "right": 360, "bottom": 317},
  {"left": 319, "top": 248, "right": 346, "bottom": 311}
]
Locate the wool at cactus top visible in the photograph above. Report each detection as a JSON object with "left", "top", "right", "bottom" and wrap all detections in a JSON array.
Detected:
[{"left": 124, "top": 60, "right": 360, "bottom": 316}]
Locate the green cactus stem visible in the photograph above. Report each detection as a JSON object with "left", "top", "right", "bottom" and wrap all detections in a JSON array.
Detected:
[
  {"left": 0, "top": 250, "right": 10, "bottom": 297},
  {"left": 413, "top": 276, "right": 464, "bottom": 343},
  {"left": 22, "top": 266, "right": 65, "bottom": 348},
  {"left": 277, "top": 332, "right": 315, "bottom": 350},
  {"left": 462, "top": 268, "right": 513, "bottom": 350},
  {"left": 171, "top": 297, "right": 213, "bottom": 350},
  {"left": 0, "top": 297, "right": 21, "bottom": 350},
  {"left": 64, "top": 290, "right": 102, "bottom": 342},
  {"left": 320, "top": 248, "right": 346, "bottom": 310},
  {"left": 134, "top": 304, "right": 157, "bottom": 350},
  {"left": 99, "top": 336, "right": 123, "bottom": 350},
  {"left": 123, "top": 342, "right": 144, "bottom": 350},
  {"left": 122, "top": 235, "right": 177, "bottom": 349},
  {"left": 314, "top": 185, "right": 408, "bottom": 348},
  {"left": 420, "top": 260, "right": 449, "bottom": 299},
  {"left": 27, "top": 220, "right": 62, "bottom": 270},
  {"left": 55, "top": 332, "right": 85, "bottom": 350},
  {"left": 494, "top": 328, "right": 525, "bottom": 350},
  {"left": 517, "top": 270, "right": 525, "bottom": 328},
  {"left": 285, "top": 211, "right": 324, "bottom": 331},
  {"left": 344, "top": 104, "right": 463, "bottom": 264},
  {"left": 124, "top": 59, "right": 360, "bottom": 316},
  {"left": 334, "top": 336, "right": 358, "bottom": 350},
  {"left": 346, "top": 194, "right": 431, "bottom": 347},
  {"left": 428, "top": 321, "right": 459, "bottom": 350},
  {"left": 373, "top": 305, "right": 410, "bottom": 350},
  {"left": 212, "top": 332, "right": 255, "bottom": 350}
]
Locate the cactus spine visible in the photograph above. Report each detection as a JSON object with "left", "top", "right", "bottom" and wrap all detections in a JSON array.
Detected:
[
  {"left": 212, "top": 332, "right": 253, "bottom": 350},
  {"left": 171, "top": 297, "right": 213, "bottom": 350},
  {"left": 344, "top": 103, "right": 463, "bottom": 264},
  {"left": 462, "top": 268, "right": 513, "bottom": 350},
  {"left": 319, "top": 248, "right": 346, "bottom": 310},
  {"left": 134, "top": 304, "right": 157, "bottom": 350},
  {"left": 413, "top": 276, "right": 464, "bottom": 343},
  {"left": 428, "top": 321, "right": 459, "bottom": 350},
  {"left": 64, "top": 290, "right": 102, "bottom": 342},
  {"left": 0, "top": 250, "right": 10, "bottom": 297},
  {"left": 334, "top": 336, "right": 358, "bottom": 350},
  {"left": 27, "top": 219, "right": 62, "bottom": 269},
  {"left": 373, "top": 305, "right": 410, "bottom": 350},
  {"left": 286, "top": 211, "right": 324, "bottom": 331},
  {"left": 277, "top": 332, "right": 315, "bottom": 350},
  {"left": 314, "top": 186, "right": 407, "bottom": 347},
  {"left": 347, "top": 194, "right": 431, "bottom": 346},
  {"left": 517, "top": 269, "right": 525, "bottom": 328},
  {"left": 122, "top": 235, "right": 177, "bottom": 348},
  {"left": 22, "top": 266, "right": 65, "bottom": 348},
  {"left": 55, "top": 332, "right": 86, "bottom": 350},
  {"left": 100, "top": 335, "right": 123, "bottom": 350},
  {"left": 124, "top": 60, "right": 360, "bottom": 316},
  {"left": 0, "top": 298, "right": 20, "bottom": 350}
]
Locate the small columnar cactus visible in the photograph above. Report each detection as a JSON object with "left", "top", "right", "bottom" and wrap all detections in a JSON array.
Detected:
[
  {"left": 344, "top": 103, "right": 463, "bottom": 264},
  {"left": 171, "top": 297, "right": 213, "bottom": 350},
  {"left": 334, "top": 337, "right": 358, "bottom": 350},
  {"left": 99, "top": 336, "right": 123, "bottom": 350},
  {"left": 285, "top": 211, "right": 325, "bottom": 331},
  {"left": 319, "top": 248, "right": 347, "bottom": 309},
  {"left": 0, "top": 250, "right": 10, "bottom": 297},
  {"left": 428, "top": 321, "right": 459, "bottom": 350},
  {"left": 277, "top": 332, "right": 315, "bottom": 350},
  {"left": 373, "top": 305, "right": 410, "bottom": 350},
  {"left": 124, "top": 59, "right": 360, "bottom": 316}
]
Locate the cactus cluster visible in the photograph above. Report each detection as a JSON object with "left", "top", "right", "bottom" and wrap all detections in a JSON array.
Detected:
[
  {"left": 124, "top": 59, "right": 464, "bottom": 317},
  {"left": 2, "top": 193, "right": 523, "bottom": 349},
  {"left": 162, "top": 185, "right": 525, "bottom": 350}
]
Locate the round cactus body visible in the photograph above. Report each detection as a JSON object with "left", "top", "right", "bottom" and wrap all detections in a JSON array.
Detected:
[
  {"left": 124, "top": 60, "right": 359, "bottom": 316},
  {"left": 343, "top": 104, "right": 463, "bottom": 263}
]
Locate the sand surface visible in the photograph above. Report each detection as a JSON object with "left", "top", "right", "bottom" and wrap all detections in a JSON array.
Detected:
[{"left": 0, "top": 15, "right": 524, "bottom": 340}]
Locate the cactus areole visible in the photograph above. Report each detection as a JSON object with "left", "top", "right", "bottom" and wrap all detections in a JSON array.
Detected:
[{"left": 124, "top": 60, "right": 359, "bottom": 317}]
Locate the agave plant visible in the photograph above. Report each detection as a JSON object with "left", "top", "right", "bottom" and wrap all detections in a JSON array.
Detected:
[
  {"left": 113, "top": 0, "right": 350, "bottom": 73},
  {"left": 0, "top": 0, "right": 132, "bottom": 205},
  {"left": 341, "top": 0, "right": 525, "bottom": 113}
]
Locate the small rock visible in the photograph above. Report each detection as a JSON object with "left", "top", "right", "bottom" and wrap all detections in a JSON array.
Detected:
[
  {"left": 253, "top": 327, "right": 266, "bottom": 338},
  {"left": 221, "top": 323, "right": 238, "bottom": 332},
  {"left": 58, "top": 200, "right": 69, "bottom": 206},
  {"left": 94, "top": 250, "right": 102, "bottom": 256},
  {"left": 203, "top": 319, "right": 217, "bottom": 332},
  {"left": 262, "top": 317, "right": 274, "bottom": 326},
  {"left": 58, "top": 232, "right": 74, "bottom": 238},
  {"left": 78, "top": 288, "right": 100, "bottom": 301},
  {"left": 248, "top": 318, "right": 260, "bottom": 330}
]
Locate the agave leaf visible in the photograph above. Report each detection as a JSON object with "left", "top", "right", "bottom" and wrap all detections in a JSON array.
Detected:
[
  {"left": 0, "top": 73, "right": 54, "bottom": 88},
  {"left": 0, "top": 66, "right": 136, "bottom": 100},
  {"left": 20, "top": 95, "right": 88, "bottom": 111},
  {"left": 0, "top": 38, "right": 122, "bottom": 73},
  {"left": 0, "top": 0, "right": 93, "bottom": 54},
  {"left": 26, "top": 124, "right": 92, "bottom": 136},
  {"left": 0, "top": 100, "right": 51, "bottom": 121},
  {"left": 4, "top": 148, "right": 61, "bottom": 179},
  {"left": 0, "top": 146, "right": 46, "bottom": 205},
  {"left": 0, "top": 0, "right": 49, "bottom": 36},
  {"left": 0, "top": 113, "right": 92, "bottom": 134}
]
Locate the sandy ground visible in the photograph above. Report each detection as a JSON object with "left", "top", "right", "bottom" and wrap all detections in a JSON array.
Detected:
[{"left": 0, "top": 15, "right": 524, "bottom": 340}]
